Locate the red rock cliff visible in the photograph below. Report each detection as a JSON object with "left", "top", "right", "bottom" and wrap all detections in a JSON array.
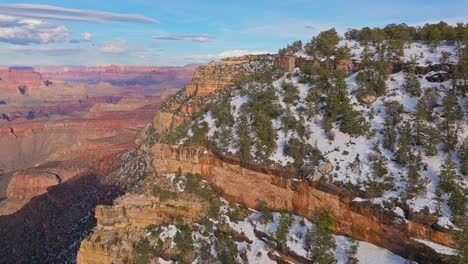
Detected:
[{"left": 152, "top": 143, "right": 455, "bottom": 264}]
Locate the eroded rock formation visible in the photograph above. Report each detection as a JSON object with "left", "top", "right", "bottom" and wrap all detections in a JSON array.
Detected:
[
  {"left": 152, "top": 143, "right": 455, "bottom": 264},
  {"left": 185, "top": 55, "right": 274, "bottom": 97}
]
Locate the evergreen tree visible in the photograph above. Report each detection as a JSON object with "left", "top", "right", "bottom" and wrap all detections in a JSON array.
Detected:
[
  {"left": 276, "top": 213, "right": 293, "bottom": 249},
  {"left": 448, "top": 186, "right": 466, "bottom": 217},
  {"left": 282, "top": 81, "right": 300, "bottom": 104},
  {"left": 460, "top": 138, "right": 468, "bottom": 176},
  {"left": 236, "top": 115, "right": 253, "bottom": 164},
  {"left": 454, "top": 45, "right": 468, "bottom": 94},
  {"left": 356, "top": 60, "right": 388, "bottom": 97},
  {"left": 345, "top": 230, "right": 360, "bottom": 264},
  {"left": 405, "top": 165, "right": 429, "bottom": 199},
  {"left": 382, "top": 120, "right": 397, "bottom": 151},
  {"left": 395, "top": 122, "right": 412, "bottom": 166},
  {"left": 438, "top": 155, "right": 460, "bottom": 193},
  {"left": 371, "top": 143, "right": 388, "bottom": 177},
  {"left": 429, "top": 28, "right": 442, "bottom": 51},
  {"left": 440, "top": 93, "right": 463, "bottom": 150},
  {"left": 305, "top": 209, "right": 336, "bottom": 264},
  {"left": 452, "top": 217, "right": 468, "bottom": 264},
  {"left": 403, "top": 65, "right": 421, "bottom": 96}
]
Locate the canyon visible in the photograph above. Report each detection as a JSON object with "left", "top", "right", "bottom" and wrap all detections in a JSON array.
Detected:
[
  {"left": 0, "top": 65, "right": 195, "bottom": 215},
  {"left": 0, "top": 49, "right": 462, "bottom": 263}
]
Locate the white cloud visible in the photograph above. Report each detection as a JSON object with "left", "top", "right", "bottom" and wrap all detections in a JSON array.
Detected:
[
  {"left": 0, "top": 4, "right": 158, "bottom": 24},
  {"left": 154, "top": 34, "right": 215, "bottom": 42},
  {"left": 11, "top": 47, "right": 87, "bottom": 56},
  {"left": 184, "top": 49, "right": 271, "bottom": 61},
  {"left": 81, "top": 32, "right": 93, "bottom": 42},
  {"left": 0, "top": 15, "right": 71, "bottom": 45},
  {"left": 99, "top": 38, "right": 129, "bottom": 54}
]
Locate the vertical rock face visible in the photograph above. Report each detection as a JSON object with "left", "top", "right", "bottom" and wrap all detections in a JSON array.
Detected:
[
  {"left": 6, "top": 171, "right": 60, "bottom": 200},
  {"left": 274, "top": 56, "right": 296, "bottom": 72},
  {"left": 185, "top": 55, "right": 273, "bottom": 97},
  {"left": 152, "top": 143, "right": 454, "bottom": 264},
  {"left": 77, "top": 192, "right": 207, "bottom": 264},
  {"left": 0, "top": 67, "right": 44, "bottom": 91},
  {"left": 94, "top": 194, "right": 205, "bottom": 229}
]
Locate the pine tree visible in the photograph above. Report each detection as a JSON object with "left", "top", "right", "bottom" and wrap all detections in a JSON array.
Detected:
[
  {"left": 415, "top": 88, "right": 439, "bottom": 122},
  {"left": 460, "top": 138, "right": 468, "bottom": 176},
  {"left": 305, "top": 209, "right": 336, "bottom": 264},
  {"left": 396, "top": 122, "right": 412, "bottom": 166},
  {"left": 236, "top": 115, "right": 253, "bottom": 164},
  {"left": 382, "top": 120, "right": 397, "bottom": 151},
  {"left": 405, "top": 165, "right": 429, "bottom": 199},
  {"left": 454, "top": 45, "right": 468, "bottom": 94},
  {"left": 438, "top": 155, "right": 460, "bottom": 193},
  {"left": 440, "top": 93, "right": 463, "bottom": 150},
  {"left": 403, "top": 65, "right": 421, "bottom": 96},
  {"left": 429, "top": 28, "right": 442, "bottom": 51},
  {"left": 345, "top": 229, "right": 360, "bottom": 264},
  {"left": 276, "top": 213, "right": 293, "bottom": 249},
  {"left": 356, "top": 60, "right": 388, "bottom": 97}
]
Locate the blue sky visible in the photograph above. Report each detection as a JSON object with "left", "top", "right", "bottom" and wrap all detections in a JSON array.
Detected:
[{"left": 0, "top": 0, "right": 466, "bottom": 66}]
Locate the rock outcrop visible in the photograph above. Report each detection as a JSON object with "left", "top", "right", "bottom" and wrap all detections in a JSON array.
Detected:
[
  {"left": 274, "top": 56, "right": 296, "bottom": 72},
  {"left": 95, "top": 194, "right": 205, "bottom": 229},
  {"left": 152, "top": 143, "right": 455, "bottom": 264},
  {"left": 6, "top": 171, "right": 60, "bottom": 200},
  {"left": 0, "top": 67, "right": 44, "bottom": 91},
  {"left": 77, "top": 191, "right": 207, "bottom": 263},
  {"left": 185, "top": 55, "right": 274, "bottom": 97}
]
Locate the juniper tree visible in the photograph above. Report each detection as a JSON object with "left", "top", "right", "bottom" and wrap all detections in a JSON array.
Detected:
[{"left": 305, "top": 209, "right": 336, "bottom": 264}]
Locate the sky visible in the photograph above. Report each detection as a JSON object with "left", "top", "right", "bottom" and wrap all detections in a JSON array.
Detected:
[{"left": 0, "top": 0, "right": 466, "bottom": 66}]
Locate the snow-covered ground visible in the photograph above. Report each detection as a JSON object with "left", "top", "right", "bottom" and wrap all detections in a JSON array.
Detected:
[
  {"left": 180, "top": 40, "right": 466, "bottom": 228},
  {"left": 412, "top": 238, "right": 458, "bottom": 256}
]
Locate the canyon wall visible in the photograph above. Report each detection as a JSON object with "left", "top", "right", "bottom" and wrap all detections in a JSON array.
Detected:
[
  {"left": 152, "top": 143, "right": 455, "bottom": 264},
  {"left": 185, "top": 55, "right": 274, "bottom": 97}
]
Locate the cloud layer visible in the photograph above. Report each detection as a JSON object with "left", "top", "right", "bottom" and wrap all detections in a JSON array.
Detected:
[
  {"left": 0, "top": 15, "right": 71, "bottom": 45},
  {"left": 99, "top": 39, "right": 129, "bottom": 54},
  {"left": 154, "top": 34, "right": 214, "bottom": 42},
  {"left": 0, "top": 4, "right": 158, "bottom": 23}
]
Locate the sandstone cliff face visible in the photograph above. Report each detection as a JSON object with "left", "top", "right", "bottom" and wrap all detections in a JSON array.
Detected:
[
  {"left": 6, "top": 171, "right": 60, "bottom": 200},
  {"left": 0, "top": 68, "right": 44, "bottom": 92},
  {"left": 274, "top": 56, "right": 296, "bottom": 72},
  {"left": 95, "top": 194, "right": 204, "bottom": 229},
  {"left": 77, "top": 192, "right": 206, "bottom": 264},
  {"left": 152, "top": 143, "right": 454, "bottom": 264},
  {"left": 185, "top": 55, "right": 274, "bottom": 97}
]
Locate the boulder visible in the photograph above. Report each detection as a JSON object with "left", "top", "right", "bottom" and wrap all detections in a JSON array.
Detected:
[{"left": 357, "top": 94, "right": 377, "bottom": 105}]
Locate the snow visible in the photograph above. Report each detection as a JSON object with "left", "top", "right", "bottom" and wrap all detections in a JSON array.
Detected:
[
  {"left": 403, "top": 42, "right": 458, "bottom": 65},
  {"left": 227, "top": 211, "right": 410, "bottom": 264},
  {"left": 187, "top": 40, "right": 465, "bottom": 224},
  {"left": 335, "top": 236, "right": 409, "bottom": 264},
  {"left": 413, "top": 238, "right": 458, "bottom": 256},
  {"left": 353, "top": 197, "right": 369, "bottom": 202}
]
